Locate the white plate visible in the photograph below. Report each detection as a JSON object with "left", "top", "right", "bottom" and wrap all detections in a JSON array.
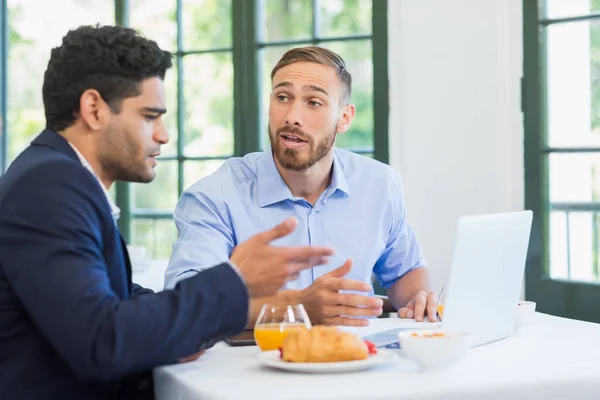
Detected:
[{"left": 256, "top": 349, "right": 396, "bottom": 373}]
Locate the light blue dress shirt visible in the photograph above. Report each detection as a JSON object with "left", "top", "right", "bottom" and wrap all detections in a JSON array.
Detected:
[{"left": 164, "top": 148, "right": 426, "bottom": 295}]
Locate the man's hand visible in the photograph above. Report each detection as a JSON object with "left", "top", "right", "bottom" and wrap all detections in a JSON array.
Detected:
[
  {"left": 178, "top": 350, "right": 205, "bottom": 363},
  {"left": 230, "top": 217, "right": 334, "bottom": 298},
  {"left": 299, "top": 259, "right": 383, "bottom": 326},
  {"left": 397, "top": 290, "right": 438, "bottom": 322}
]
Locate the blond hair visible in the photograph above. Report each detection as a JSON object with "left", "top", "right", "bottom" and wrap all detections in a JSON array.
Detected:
[{"left": 270, "top": 46, "right": 352, "bottom": 104}]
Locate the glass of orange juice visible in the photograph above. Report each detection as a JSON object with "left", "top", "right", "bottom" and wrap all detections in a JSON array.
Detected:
[
  {"left": 254, "top": 304, "right": 311, "bottom": 351},
  {"left": 437, "top": 302, "right": 445, "bottom": 320},
  {"left": 436, "top": 284, "right": 446, "bottom": 321}
]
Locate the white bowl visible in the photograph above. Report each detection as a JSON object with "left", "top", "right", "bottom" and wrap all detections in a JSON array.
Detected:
[
  {"left": 516, "top": 300, "right": 536, "bottom": 328},
  {"left": 397, "top": 329, "right": 471, "bottom": 372}
]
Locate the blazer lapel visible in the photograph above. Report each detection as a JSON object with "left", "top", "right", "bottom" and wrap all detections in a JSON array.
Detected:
[{"left": 119, "top": 233, "right": 133, "bottom": 294}]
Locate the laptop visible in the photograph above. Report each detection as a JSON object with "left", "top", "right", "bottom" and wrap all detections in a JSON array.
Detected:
[{"left": 364, "top": 210, "right": 533, "bottom": 348}]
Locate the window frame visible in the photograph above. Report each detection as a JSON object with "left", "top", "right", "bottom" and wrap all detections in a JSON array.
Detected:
[
  {"left": 0, "top": 0, "right": 7, "bottom": 174},
  {"left": 523, "top": 0, "right": 600, "bottom": 322}
]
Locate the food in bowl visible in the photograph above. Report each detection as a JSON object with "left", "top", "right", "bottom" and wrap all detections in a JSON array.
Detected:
[
  {"left": 279, "top": 326, "right": 376, "bottom": 363},
  {"left": 411, "top": 332, "right": 446, "bottom": 338}
]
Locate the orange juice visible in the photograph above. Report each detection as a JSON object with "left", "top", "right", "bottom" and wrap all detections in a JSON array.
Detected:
[
  {"left": 437, "top": 303, "right": 445, "bottom": 319},
  {"left": 254, "top": 323, "right": 307, "bottom": 351}
]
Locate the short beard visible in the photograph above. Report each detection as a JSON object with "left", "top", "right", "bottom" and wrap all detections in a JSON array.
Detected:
[
  {"left": 98, "top": 120, "right": 154, "bottom": 184},
  {"left": 269, "top": 124, "right": 336, "bottom": 171}
]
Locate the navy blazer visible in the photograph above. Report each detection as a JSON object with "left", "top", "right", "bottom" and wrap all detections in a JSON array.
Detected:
[{"left": 0, "top": 129, "right": 249, "bottom": 399}]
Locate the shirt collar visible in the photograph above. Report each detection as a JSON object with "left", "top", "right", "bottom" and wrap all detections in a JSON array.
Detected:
[
  {"left": 68, "top": 143, "right": 121, "bottom": 222},
  {"left": 257, "top": 149, "right": 350, "bottom": 208},
  {"left": 330, "top": 150, "right": 350, "bottom": 197}
]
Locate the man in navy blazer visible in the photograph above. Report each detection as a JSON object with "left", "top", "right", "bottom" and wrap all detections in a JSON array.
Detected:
[{"left": 0, "top": 25, "right": 333, "bottom": 400}]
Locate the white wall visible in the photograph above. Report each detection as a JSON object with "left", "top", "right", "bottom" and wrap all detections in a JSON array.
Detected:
[{"left": 387, "top": 0, "right": 525, "bottom": 291}]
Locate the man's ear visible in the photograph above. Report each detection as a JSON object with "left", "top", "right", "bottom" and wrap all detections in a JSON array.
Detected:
[
  {"left": 79, "top": 89, "right": 110, "bottom": 130},
  {"left": 336, "top": 103, "right": 356, "bottom": 134}
]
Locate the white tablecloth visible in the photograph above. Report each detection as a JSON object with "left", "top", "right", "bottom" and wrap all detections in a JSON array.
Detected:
[
  {"left": 132, "top": 260, "right": 168, "bottom": 292},
  {"left": 153, "top": 313, "right": 600, "bottom": 400}
]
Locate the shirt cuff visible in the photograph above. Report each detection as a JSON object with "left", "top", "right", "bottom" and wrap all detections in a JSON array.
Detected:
[
  {"left": 168, "top": 269, "right": 199, "bottom": 289},
  {"left": 226, "top": 260, "right": 244, "bottom": 281}
]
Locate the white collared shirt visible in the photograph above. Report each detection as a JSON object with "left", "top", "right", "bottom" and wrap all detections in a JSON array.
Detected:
[{"left": 68, "top": 143, "right": 120, "bottom": 222}]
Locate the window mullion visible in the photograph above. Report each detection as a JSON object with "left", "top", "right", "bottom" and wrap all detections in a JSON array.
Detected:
[
  {"left": 372, "top": 0, "right": 389, "bottom": 164},
  {"left": 312, "top": 0, "right": 320, "bottom": 41},
  {"left": 233, "top": 0, "right": 261, "bottom": 157},
  {"left": 0, "top": 0, "right": 7, "bottom": 174},
  {"left": 115, "top": 0, "right": 131, "bottom": 241},
  {"left": 176, "top": 0, "right": 185, "bottom": 197}
]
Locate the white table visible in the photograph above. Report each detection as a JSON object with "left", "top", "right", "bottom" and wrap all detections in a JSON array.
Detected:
[
  {"left": 132, "top": 260, "right": 168, "bottom": 292},
  {"left": 153, "top": 313, "right": 600, "bottom": 400}
]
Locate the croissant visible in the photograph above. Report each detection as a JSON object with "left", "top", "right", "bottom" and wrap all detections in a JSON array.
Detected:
[{"left": 280, "top": 326, "right": 369, "bottom": 363}]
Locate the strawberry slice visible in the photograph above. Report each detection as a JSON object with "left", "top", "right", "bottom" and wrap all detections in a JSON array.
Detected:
[
  {"left": 364, "top": 340, "right": 377, "bottom": 355},
  {"left": 278, "top": 347, "right": 283, "bottom": 359}
]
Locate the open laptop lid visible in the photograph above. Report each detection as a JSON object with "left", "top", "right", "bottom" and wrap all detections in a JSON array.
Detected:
[{"left": 441, "top": 210, "right": 533, "bottom": 347}]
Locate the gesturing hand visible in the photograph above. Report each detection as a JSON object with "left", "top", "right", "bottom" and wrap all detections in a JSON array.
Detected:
[
  {"left": 230, "top": 217, "right": 334, "bottom": 298},
  {"left": 299, "top": 259, "right": 383, "bottom": 326}
]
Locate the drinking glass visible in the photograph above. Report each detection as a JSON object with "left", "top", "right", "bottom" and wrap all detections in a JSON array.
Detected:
[
  {"left": 437, "top": 284, "right": 447, "bottom": 321},
  {"left": 254, "top": 304, "right": 311, "bottom": 351}
]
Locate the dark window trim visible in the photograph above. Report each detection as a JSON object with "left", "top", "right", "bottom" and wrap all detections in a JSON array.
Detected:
[{"left": 523, "top": 0, "right": 600, "bottom": 322}]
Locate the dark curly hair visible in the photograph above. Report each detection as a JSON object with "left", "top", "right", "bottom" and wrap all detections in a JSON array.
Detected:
[{"left": 42, "top": 25, "right": 173, "bottom": 132}]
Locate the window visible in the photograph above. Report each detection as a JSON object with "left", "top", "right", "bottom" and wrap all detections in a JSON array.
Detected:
[
  {"left": 3, "top": 0, "right": 114, "bottom": 170},
  {"left": 126, "top": 0, "right": 235, "bottom": 259},
  {"left": 0, "top": 0, "right": 388, "bottom": 260},
  {"left": 524, "top": 0, "right": 600, "bottom": 322}
]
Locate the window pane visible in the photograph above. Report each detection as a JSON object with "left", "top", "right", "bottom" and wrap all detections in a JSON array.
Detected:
[
  {"left": 545, "top": 0, "right": 600, "bottom": 20},
  {"left": 7, "top": 0, "right": 113, "bottom": 165},
  {"left": 549, "top": 153, "right": 600, "bottom": 203},
  {"left": 326, "top": 40, "right": 373, "bottom": 150},
  {"left": 260, "top": 0, "right": 312, "bottom": 43},
  {"left": 182, "top": 0, "right": 232, "bottom": 50},
  {"left": 183, "top": 160, "right": 226, "bottom": 190},
  {"left": 132, "top": 218, "right": 178, "bottom": 260},
  {"left": 546, "top": 19, "right": 600, "bottom": 147},
  {"left": 259, "top": 45, "right": 297, "bottom": 150},
  {"left": 319, "top": 0, "right": 372, "bottom": 38},
  {"left": 183, "top": 53, "right": 234, "bottom": 157},
  {"left": 549, "top": 210, "right": 599, "bottom": 282},
  {"left": 133, "top": 161, "right": 178, "bottom": 211},
  {"left": 162, "top": 61, "right": 179, "bottom": 157},
  {"left": 129, "top": 0, "right": 177, "bottom": 51}
]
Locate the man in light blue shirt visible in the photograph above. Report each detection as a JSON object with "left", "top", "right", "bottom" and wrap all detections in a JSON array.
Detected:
[{"left": 165, "top": 46, "right": 438, "bottom": 326}]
